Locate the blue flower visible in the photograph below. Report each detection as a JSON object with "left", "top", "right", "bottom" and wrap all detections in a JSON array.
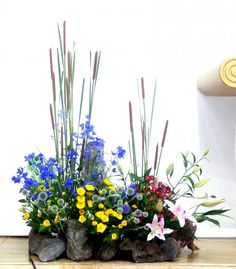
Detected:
[
  {"left": 117, "top": 146, "right": 126, "bottom": 158},
  {"left": 12, "top": 175, "right": 21, "bottom": 183},
  {"left": 65, "top": 178, "right": 74, "bottom": 188},
  {"left": 39, "top": 165, "right": 56, "bottom": 180},
  {"left": 24, "top": 153, "right": 35, "bottom": 161},
  {"left": 23, "top": 177, "right": 38, "bottom": 190},
  {"left": 112, "top": 146, "right": 126, "bottom": 159},
  {"left": 67, "top": 148, "right": 78, "bottom": 163},
  {"left": 122, "top": 204, "right": 131, "bottom": 214}
]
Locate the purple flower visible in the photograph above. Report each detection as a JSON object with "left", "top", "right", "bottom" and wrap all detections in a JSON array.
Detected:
[{"left": 122, "top": 204, "right": 131, "bottom": 214}]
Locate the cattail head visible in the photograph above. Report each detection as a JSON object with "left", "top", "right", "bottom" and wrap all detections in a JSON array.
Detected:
[
  {"left": 93, "top": 51, "right": 98, "bottom": 80},
  {"left": 161, "top": 120, "right": 169, "bottom": 148},
  {"left": 129, "top": 101, "right": 133, "bottom": 132},
  {"left": 141, "top": 77, "right": 145, "bottom": 99}
]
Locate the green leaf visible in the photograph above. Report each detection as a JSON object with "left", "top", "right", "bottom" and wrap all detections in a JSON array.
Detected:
[
  {"left": 192, "top": 165, "right": 202, "bottom": 174},
  {"left": 202, "top": 209, "right": 230, "bottom": 216},
  {"left": 18, "top": 199, "right": 26, "bottom": 203},
  {"left": 181, "top": 153, "right": 188, "bottom": 168},
  {"left": 195, "top": 215, "right": 220, "bottom": 227},
  {"left": 144, "top": 168, "right": 152, "bottom": 177},
  {"left": 191, "top": 152, "right": 196, "bottom": 163}
]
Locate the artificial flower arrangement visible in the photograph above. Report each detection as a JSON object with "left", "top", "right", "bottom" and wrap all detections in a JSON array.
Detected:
[{"left": 12, "top": 22, "right": 229, "bottom": 263}]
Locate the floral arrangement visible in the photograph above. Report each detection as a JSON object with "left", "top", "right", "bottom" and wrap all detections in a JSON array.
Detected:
[{"left": 12, "top": 22, "right": 229, "bottom": 262}]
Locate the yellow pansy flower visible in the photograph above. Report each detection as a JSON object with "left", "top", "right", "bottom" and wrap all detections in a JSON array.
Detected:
[
  {"left": 79, "top": 209, "right": 85, "bottom": 215},
  {"left": 87, "top": 200, "right": 93, "bottom": 208},
  {"left": 96, "top": 223, "right": 107, "bottom": 233},
  {"left": 121, "top": 220, "right": 127, "bottom": 226},
  {"left": 42, "top": 219, "right": 51, "bottom": 227},
  {"left": 78, "top": 215, "right": 86, "bottom": 223},
  {"left": 111, "top": 233, "right": 118, "bottom": 240},
  {"left": 101, "top": 215, "right": 109, "bottom": 223},
  {"left": 92, "top": 221, "right": 98, "bottom": 226},
  {"left": 77, "top": 195, "right": 85, "bottom": 203},
  {"left": 118, "top": 223, "right": 123, "bottom": 229},
  {"left": 98, "top": 203, "right": 104, "bottom": 209},
  {"left": 76, "top": 202, "right": 85, "bottom": 209},
  {"left": 85, "top": 184, "right": 95, "bottom": 191},
  {"left": 77, "top": 187, "right": 86, "bottom": 196},
  {"left": 132, "top": 204, "right": 137, "bottom": 209},
  {"left": 54, "top": 214, "right": 59, "bottom": 224},
  {"left": 105, "top": 209, "right": 114, "bottom": 215},
  {"left": 109, "top": 185, "right": 115, "bottom": 191},
  {"left": 103, "top": 178, "right": 112, "bottom": 186},
  {"left": 95, "top": 211, "right": 104, "bottom": 219},
  {"left": 22, "top": 212, "right": 30, "bottom": 220}
]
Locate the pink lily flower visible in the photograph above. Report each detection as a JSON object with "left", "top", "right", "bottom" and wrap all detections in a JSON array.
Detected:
[
  {"left": 146, "top": 214, "right": 173, "bottom": 241},
  {"left": 165, "top": 200, "right": 195, "bottom": 227}
]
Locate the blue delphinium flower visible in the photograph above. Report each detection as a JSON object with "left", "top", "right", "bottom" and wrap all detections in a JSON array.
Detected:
[
  {"left": 64, "top": 178, "right": 74, "bottom": 188},
  {"left": 39, "top": 164, "right": 56, "bottom": 180},
  {"left": 23, "top": 177, "right": 38, "bottom": 190},
  {"left": 117, "top": 146, "right": 126, "bottom": 158},
  {"left": 12, "top": 167, "right": 28, "bottom": 184},
  {"left": 67, "top": 148, "right": 78, "bottom": 163},
  {"left": 112, "top": 146, "right": 126, "bottom": 159},
  {"left": 80, "top": 119, "right": 96, "bottom": 139}
]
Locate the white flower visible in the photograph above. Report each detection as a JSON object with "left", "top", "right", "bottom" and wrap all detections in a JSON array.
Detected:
[
  {"left": 165, "top": 200, "right": 195, "bottom": 227},
  {"left": 146, "top": 214, "right": 173, "bottom": 241}
]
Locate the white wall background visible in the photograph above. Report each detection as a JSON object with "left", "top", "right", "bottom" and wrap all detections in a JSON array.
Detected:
[{"left": 0, "top": 0, "right": 236, "bottom": 236}]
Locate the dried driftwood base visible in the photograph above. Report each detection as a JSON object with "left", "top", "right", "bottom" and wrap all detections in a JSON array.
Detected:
[{"left": 29, "top": 220, "right": 198, "bottom": 262}]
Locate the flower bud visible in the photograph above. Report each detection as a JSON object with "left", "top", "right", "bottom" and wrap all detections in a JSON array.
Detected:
[
  {"left": 200, "top": 198, "right": 225, "bottom": 207},
  {"left": 194, "top": 178, "right": 209, "bottom": 188},
  {"left": 156, "top": 200, "right": 163, "bottom": 212}
]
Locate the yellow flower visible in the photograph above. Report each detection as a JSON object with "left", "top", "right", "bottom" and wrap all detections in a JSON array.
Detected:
[
  {"left": 103, "top": 178, "right": 112, "bottom": 186},
  {"left": 132, "top": 204, "right": 137, "bottom": 209},
  {"left": 98, "top": 203, "right": 104, "bottom": 209},
  {"left": 101, "top": 215, "right": 109, "bottom": 223},
  {"left": 98, "top": 190, "right": 103, "bottom": 195},
  {"left": 87, "top": 200, "right": 93, "bottom": 208},
  {"left": 79, "top": 209, "right": 85, "bottom": 215},
  {"left": 117, "top": 213, "right": 123, "bottom": 220},
  {"left": 111, "top": 233, "right": 118, "bottom": 240},
  {"left": 76, "top": 202, "right": 85, "bottom": 209},
  {"left": 92, "top": 221, "right": 98, "bottom": 226},
  {"left": 54, "top": 214, "right": 59, "bottom": 224},
  {"left": 77, "top": 187, "right": 86, "bottom": 196},
  {"left": 77, "top": 195, "right": 85, "bottom": 203},
  {"left": 96, "top": 223, "right": 107, "bottom": 233},
  {"left": 85, "top": 184, "right": 95, "bottom": 191},
  {"left": 109, "top": 185, "right": 115, "bottom": 191},
  {"left": 86, "top": 192, "right": 93, "bottom": 197},
  {"left": 22, "top": 212, "right": 30, "bottom": 220},
  {"left": 105, "top": 209, "right": 114, "bottom": 215},
  {"left": 118, "top": 223, "right": 123, "bottom": 229},
  {"left": 95, "top": 211, "right": 104, "bottom": 219},
  {"left": 42, "top": 219, "right": 51, "bottom": 227},
  {"left": 121, "top": 220, "right": 127, "bottom": 226},
  {"left": 78, "top": 215, "right": 86, "bottom": 223}
]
